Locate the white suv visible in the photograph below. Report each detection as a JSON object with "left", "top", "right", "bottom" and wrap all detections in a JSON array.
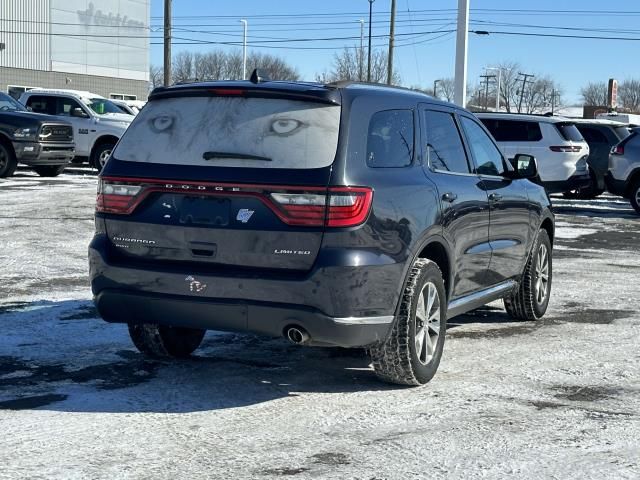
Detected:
[
  {"left": 19, "top": 89, "right": 133, "bottom": 170},
  {"left": 477, "top": 113, "right": 590, "bottom": 193}
]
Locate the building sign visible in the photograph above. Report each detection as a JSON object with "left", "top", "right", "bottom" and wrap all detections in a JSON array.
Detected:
[
  {"left": 608, "top": 78, "right": 618, "bottom": 109},
  {"left": 77, "top": 2, "right": 145, "bottom": 29}
]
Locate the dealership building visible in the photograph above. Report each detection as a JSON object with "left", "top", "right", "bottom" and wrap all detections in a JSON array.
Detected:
[{"left": 0, "top": 0, "right": 150, "bottom": 101}]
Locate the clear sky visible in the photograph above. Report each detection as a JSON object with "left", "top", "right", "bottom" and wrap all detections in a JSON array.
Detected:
[{"left": 149, "top": 0, "right": 640, "bottom": 104}]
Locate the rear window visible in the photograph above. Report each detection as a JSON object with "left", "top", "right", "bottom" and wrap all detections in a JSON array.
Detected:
[
  {"left": 555, "top": 123, "right": 584, "bottom": 142},
  {"left": 113, "top": 97, "right": 341, "bottom": 169},
  {"left": 479, "top": 119, "right": 542, "bottom": 142},
  {"left": 614, "top": 126, "right": 631, "bottom": 140}
]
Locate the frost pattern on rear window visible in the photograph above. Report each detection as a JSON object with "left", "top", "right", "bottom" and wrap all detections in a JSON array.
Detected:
[{"left": 113, "top": 97, "right": 341, "bottom": 169}]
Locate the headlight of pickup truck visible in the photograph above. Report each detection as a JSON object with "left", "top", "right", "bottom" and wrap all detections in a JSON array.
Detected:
[{"left": 13, "top": 127, "right": 37, "bottom": 141}]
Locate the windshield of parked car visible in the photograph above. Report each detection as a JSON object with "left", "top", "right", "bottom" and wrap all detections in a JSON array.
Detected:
[
  {"left": 113, "top": 96, "right": 341, "bottom": 169},
  {"left": 84, "top": 98, "right": 126, "bottom": 115},
  {"left": 0, "top": 92, "right": 27, "bottom": 112}
]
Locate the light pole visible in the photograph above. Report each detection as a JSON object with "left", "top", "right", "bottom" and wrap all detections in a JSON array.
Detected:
[
  {"left": 367, "top": 0, "right": 374, "bottom": 82},
  {"left": 433, "top": 79, "right": 441, "bottom": 98},
  {"left": 240, "top": 19, "right": 248, "bottom": 80},
  {"left": 485, "top": 66, "right": 502, "bottom": 111},
  {"left": 163, "top": 0, "right": 172, "bottom": 86},
  {"left": 454, "top": 0, "right": 469, "bottom": 106},
  {"left": 359, "top": 19, "right": 364, "bottom": 81}
]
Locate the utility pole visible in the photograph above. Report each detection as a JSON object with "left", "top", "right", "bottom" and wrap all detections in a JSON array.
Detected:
[
  {"left": 433, "top": 79, "right": 441, "bottom": 98},
  {"left": 387, "top": 0, "right": 396, "bottom": 85},
  {"left": 551, "top": 88, "right": 560, "bottom": 115},
  {"left": 517, "top": 72, "right": 534, "bottom": 113},
  {"left": 359, "top": 19, "right": 364, "bottom": 81},
  {"left": 486, "top": 66, "right": 501, "bottom": 111},
  {"left": 240, "top": 19, "right": 248, "bottom": 80},
  {"left": 367, "top": 0, "right": 374, "bottom": 82},
  {"left": 480, "top": 74, "right": 495, "bottom": 111},
  {"left": 163, "top": 0, "right": 172, "bottom": 86},
  {"left": 454, "top": 0, "right": 469, "bottom": 106}
]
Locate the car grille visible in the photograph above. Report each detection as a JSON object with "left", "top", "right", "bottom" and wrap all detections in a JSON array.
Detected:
[{"left": 39, "top": 124, "right": 73, "bottom": 143}]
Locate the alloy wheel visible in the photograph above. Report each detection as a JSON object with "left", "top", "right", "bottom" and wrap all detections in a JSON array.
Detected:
[
  {"left": 99, "top": 149, "right": 112, "bottom": 168},
  {"left": 535, "top": 244, "right": 549, "bottom": 304},
  {"left": 414, "top": 282, "right": 441, "bottom": 365}
]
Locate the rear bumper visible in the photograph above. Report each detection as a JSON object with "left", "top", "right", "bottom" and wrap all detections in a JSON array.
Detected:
[
  {"left": 89, "top": 234, "right": 403, "bottom": 347},
  {"left": 543, "top": 172, "right": 591, "bottom": 194},
  {"left": 95, "top": 289, "right": 393, "bottom": 347},
  {"left": 605, "top": 172, "right": 627, "bottom": 197},
  {"left": 13, "top": 141, "right": 75, "bottom": 166}
]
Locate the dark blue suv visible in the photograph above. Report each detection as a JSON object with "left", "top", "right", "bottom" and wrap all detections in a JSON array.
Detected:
[{"left": 89, "top": 77, "right": 554, "bottom": 385}]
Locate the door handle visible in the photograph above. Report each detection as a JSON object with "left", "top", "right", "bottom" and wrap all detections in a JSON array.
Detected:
[
  {"left": 488, "top": 193, "right": 503, "bottom": 202},
  {"left": 441, "top": 192, "right": 458, "bottom": 203}
]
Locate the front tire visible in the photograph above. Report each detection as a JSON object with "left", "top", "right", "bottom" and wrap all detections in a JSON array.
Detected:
[
  {"left": 91, "top": 142, "right": 115, "bottom": 172},
  {"left": 128, "top": 324, "right": 206, "bottom": 358},
  {"left": 629, "top": 179, "right": 640, "bottom": 214},
  {"left": 33, "top": 165, "right": 66, "bottom": 177},
  {"left": 504, "top": 229, "right": 552, "bottom": 320},
  {"left": 369, "top": 259, "right": 447, "bottom": 386},
  {"left": 0, "top": 142, "right": 17, "bottom": 178}
]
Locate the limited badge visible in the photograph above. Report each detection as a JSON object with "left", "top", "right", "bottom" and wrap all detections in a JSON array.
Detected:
[{"left": 236, "top": 209, "right": 255, "bottom": 223}]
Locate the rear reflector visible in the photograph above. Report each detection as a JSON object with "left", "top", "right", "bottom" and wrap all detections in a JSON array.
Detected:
[
  {"left": 549, "top": 145, "right": 582, "bottom": 153},
  {"left": 96, "top": 177, "right": 373, "bottom": 228}
]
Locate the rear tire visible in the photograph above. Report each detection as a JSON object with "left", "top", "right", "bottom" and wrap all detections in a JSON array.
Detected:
[
  {"left": 91, "top": 142, "right": 115, "bottom": 172},
  {"left": 369, "top": 259, "right": 447, "bottom": 386},
  {"left": 630, "top": 179, "right": 640, "bottom": 214},
  {"left": 562, "top": 170, "right": 603, "bottom": 199},
  {"left": 504, "top": 229, "right": 552, "bottom": 320},
  {"left": 33, "top": 165, "right": 66, "bottom": 177},
  {"left": 0, "top": 142, "right": 17, "bottom": 178},
  {"left": 128, "top": 324, "right": 206, "bottom": 358}
]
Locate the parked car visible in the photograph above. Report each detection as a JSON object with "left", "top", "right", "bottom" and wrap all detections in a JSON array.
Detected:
[
  {"left": 89, "top": 76, "right": 555, "bottom": 386},
  {"left": 110, "top": 99, "right": 137, "bottom": 116},
  {"left": 568, "top": 118, "right": 631, "bottom": 199},
  {"left": 606, "top": 130, "right": 640, "bottom": 213},
  {"left": 0, "top": 91, "right": 74, "bottom": 178},
  {"left": 476, "top": 113, "right": 590, "bottom": 194},
  {"left": 19, "top": 89, "right": 133, "bottom": 170}
]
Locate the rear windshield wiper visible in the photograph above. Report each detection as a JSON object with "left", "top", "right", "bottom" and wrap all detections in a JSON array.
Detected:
[{"left": 203, "top": 151, "right": 272, "bottom": 162}]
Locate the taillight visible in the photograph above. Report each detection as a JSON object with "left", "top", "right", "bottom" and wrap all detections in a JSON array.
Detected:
[
  {"left": 269, "top": 187, "right": 373, "bottom": 227},
  {"left": 96, "top": 178, "right": 143, "bottom": 214},
  {"left": 549, "top": 145, "right": 582, "bottom": 153},
  {"left": 96, "top": 177, "right": 373, "bottom": 228},
  {"left": 611, "top": 145, "right": 625, "bottom": 155}
]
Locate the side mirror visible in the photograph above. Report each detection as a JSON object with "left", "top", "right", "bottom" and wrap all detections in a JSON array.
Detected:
[
  {"left": 71, "top": 107, "right": 88, "bottom": 118},
  {"left": 509, "top": 153, "right": 538, "bottom": 179},
  {"left": 26, "top": 106, "right": 33, "bottom": 112}
]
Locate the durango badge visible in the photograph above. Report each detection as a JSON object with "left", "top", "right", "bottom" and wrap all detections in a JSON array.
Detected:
[{"left": 236, "top": 209, "right": 255, "bottom": 223}]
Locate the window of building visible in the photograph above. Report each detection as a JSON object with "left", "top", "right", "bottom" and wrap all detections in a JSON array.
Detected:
[
  {"left": 109, "top": 93, "right": 137, "bottom": 101},
  {"left": 366, "top": 110, "right": 414, "bottom": 168},
  {"left": 461, "top": 116, "right": 505, "bottom": 176},
  {"left": 424, "top": 110, "right": 470, "bottom": 174},
  {"left": 480, "top": 119, "right": 543, "bottom": 142}
]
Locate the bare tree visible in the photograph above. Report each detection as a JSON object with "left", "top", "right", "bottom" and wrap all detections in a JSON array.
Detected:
[
  {"left": 172, "top": 51, "right": 194, "bottom": 83},
  {"left": 522, "top": 77, "right": 563, "bottom": 114},
  {"left": 149, "top": 65, "right": 164, "bottom": 89},
  {"left": 317, "top": 47, "right": 400, "bottom": 85},
  {"left": 580, "top": 81, "right": 608, "bottom": 106},
  {"left": 619, "top": 79, "right": 640, "bottom": 111},
  {"left": 246, "top": 52, "right": 300, "bottom": 81},
  {"left": 433, "top": 78, "right": 455, "bottom": 102}
]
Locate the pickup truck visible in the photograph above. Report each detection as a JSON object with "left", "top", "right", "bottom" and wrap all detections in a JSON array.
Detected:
[{"left": 0, "top": 92, "right": 74, "bottom": 177}]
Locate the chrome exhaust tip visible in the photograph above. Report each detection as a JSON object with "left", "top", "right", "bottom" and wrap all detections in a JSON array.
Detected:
[{"left": 285, "top": 326, "right": 310, "bottom": 345}]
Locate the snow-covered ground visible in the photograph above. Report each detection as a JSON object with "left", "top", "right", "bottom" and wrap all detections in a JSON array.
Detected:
[{"left": 1, "top": 168, "right": 639, "bottom": 479}]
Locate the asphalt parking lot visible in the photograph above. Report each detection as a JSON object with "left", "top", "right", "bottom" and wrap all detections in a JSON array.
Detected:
[{"left": 1, "top": 167, "right": 639, "bottom": 479}]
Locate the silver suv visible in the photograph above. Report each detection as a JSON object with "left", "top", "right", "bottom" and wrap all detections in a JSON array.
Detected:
[{"left": 606, "top": 130, "right": 640, "bottom": 213}]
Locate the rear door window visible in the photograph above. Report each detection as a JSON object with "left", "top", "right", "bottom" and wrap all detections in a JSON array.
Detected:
[
  {"left": 113, "top": 97, "right": 341, "bottom": 169},
  {"left": 366, "top": 109, "right": 414, "bottom": 167},
  {"left": 555, "top": 123, "right": 584, "bottom": 142},
  {"left": 424, "top": 110, "right": 470, "bottom": 174},
  {"left": 480, "top": 119, "right": 542, "bottom": 142},
  {"left": 25, "top": 95, "right": 55, "bottom": 115}
]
